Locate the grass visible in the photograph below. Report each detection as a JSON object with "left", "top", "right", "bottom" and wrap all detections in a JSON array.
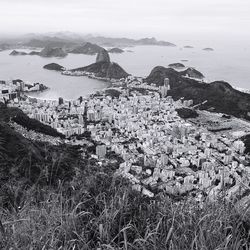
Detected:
[
  {"left": 0, "top": 126, "right": 249, "bottom": 249},
  {"left": 0, "top": 173, "right": 249, "bottom": 250}
]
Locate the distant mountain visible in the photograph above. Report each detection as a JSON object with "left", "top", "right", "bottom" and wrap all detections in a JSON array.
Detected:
[
  {"left": 43, "top": 63, "right": 65, "bottom": 71},
  {"left": 82, "top": 35, "right": 176, "bottom": 47},
  {"left": 0, "top": 43, "right": 11, "bottom": 50},
  {"left": 24, "top": 38, "right": 77, "bottom": 48},
  {"left": 15, "top": 33, "right": 177, "bottom": 49},
  {"left": 29, "top": 51, "right": 40, "bottom": 55},
  {"left": 69, "top": 42, "right": 103, "bottom": 55},
  {"left": 9, "top": 50, "right": 28, "bottom": 56},
  {"left": 145, "top": 66, "right": 250, "bottom": 119},
  {"left": 70, "top": 49, "right": 129, "bottom": 79},
  {"left": 40, "top": 46, "right": 67, "bottom": 57},
  {"left": 108, "top": 48, "right": 124, "bottom": 53}
]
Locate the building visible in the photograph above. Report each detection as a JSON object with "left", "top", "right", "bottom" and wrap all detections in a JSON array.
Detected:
[{"left": 96, "top": 144, "right": 107, "bottom": 158}]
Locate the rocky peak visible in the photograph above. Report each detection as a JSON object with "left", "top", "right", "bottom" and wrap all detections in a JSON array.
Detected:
[{"left": 96, "top": 49, "right": 110, "bottom": 63}]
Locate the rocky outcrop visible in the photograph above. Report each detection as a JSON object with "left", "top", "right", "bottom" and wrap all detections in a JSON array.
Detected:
[
  {"left": 40, "top": 46, "right": 67, "bottom": 57},
  {"left": 43, "top": 63, "right": 65, "bottom": 71},
  {"left": 9, "top": 50, "right": 28, "bottom": 56},
  {"left": 69, "top": 42, "right": 103, "bottom": 55},
  {"left": 108, "top": 48, "right": 124, "bottom": 53},
  {"left": 96, "top": 49, "right": 110, "bottom": 63}
]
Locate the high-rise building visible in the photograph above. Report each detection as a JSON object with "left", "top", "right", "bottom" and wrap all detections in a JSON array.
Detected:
[
  {"left": 164, "top": 78, "right": 170, "bottom": 89},
  {"left": 96, "top": 145, "right": 107, "bottom": 159},
  {"left": 59, "top": 97, "right": 64, "bottom": 105}
]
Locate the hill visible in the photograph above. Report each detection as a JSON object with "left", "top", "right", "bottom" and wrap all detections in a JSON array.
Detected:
[
  {"left": 0, "top": 103, "right": 80, "bottom": 190},
  {"left": 43, "top": 63, "right": 65, "bottom": 71},
  {"left": 40, "top": 46, "right": 67, "bottom": 57},
  {"left": 146, "top": 66, "right": 250, "bottom": 119},
  {"left": 0, "top": 102, "right": 63, "bottom": 138},
  {"left": 69, "top": 42, "right": 103, "bottom": 55},
  {"left": 24, "top": 38, "right": 77, "bottom": 48},
  {"left": 108, "top": 47, "right": 124, "bottom": 53}
]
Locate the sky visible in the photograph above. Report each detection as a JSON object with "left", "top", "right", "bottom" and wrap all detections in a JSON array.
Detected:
[{"left": 0, "top": 0, "right": 250, "bottom": 42}]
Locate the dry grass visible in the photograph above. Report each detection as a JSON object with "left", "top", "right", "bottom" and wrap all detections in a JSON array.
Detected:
[{"left": 0, "top": 175, "right": 249, "bottom": 250}]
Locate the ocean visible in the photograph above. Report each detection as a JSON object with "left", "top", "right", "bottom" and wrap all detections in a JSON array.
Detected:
[{"left": 0, "top": 42, "right": 249, "bottom": 100}]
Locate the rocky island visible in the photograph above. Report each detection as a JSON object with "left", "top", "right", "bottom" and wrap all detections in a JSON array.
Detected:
[
  {"left": 43, "top": 63, "right": 65, "bottom": 71},
  {"left": 64, "top": 49, "right": 129, "bottom": 80},
  {"left": 108, "top": 47, "right": 124, "bottom": 53}
]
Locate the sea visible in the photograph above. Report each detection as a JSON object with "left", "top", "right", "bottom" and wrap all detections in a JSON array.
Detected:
[{"left": 0, "top": 40, "right": 249, "bottom": 100}]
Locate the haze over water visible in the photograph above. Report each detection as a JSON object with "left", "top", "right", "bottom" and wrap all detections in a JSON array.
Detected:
[{"left": 0, "top": 37, "right": 249, "bottom": 100}]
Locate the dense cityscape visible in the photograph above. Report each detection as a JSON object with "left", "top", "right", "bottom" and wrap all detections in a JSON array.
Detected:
[{"left": 2, "top": 75, "right": 250, "bottom": 203}]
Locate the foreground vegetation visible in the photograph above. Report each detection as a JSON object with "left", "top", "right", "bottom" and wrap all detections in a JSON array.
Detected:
[
  {"left": 1, "top": 165, "right": 250, "bottom": 249},
  {"left": 0, "top": 103, "right": 249, "bottom": 249}
]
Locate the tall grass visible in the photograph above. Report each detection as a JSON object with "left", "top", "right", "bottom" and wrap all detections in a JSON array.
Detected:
[{"left": 0, "top": 173, "right": 249, "bottom": 250}]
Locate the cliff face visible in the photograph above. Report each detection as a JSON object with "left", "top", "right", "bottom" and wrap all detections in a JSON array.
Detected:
[
  {"left": 145, "top": 66, "right": 250, "bottom": 119},
  {"left": 40, "top": 46, "right": 67, "bottom": 57},
  {"left": 96, "top": 49, "right": 110, "bottom": 63}
]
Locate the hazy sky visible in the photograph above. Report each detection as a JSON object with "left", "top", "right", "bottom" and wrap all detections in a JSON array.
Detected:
[{"left": 1, "top": 0, "right": 250, "bottom": 41}]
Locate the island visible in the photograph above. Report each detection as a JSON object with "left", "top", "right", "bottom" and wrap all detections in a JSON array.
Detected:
[
  {"left": 108, "top": 48, "right": 124, "bottom": 53},
  {"left": 63, "top": 49, "right": 129, "bottom": 80},
  {"left": 183, "top": 45, "right": 194, "bottom": 49},
  {"left": 203, "top": 48, "right": 214, "bottom": 51},
  {"left": 43, "top": 63, "right": 65, "bottom": 71},
  {"left": 10, "top": 50, "right": 28, "bottom": 56}
]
